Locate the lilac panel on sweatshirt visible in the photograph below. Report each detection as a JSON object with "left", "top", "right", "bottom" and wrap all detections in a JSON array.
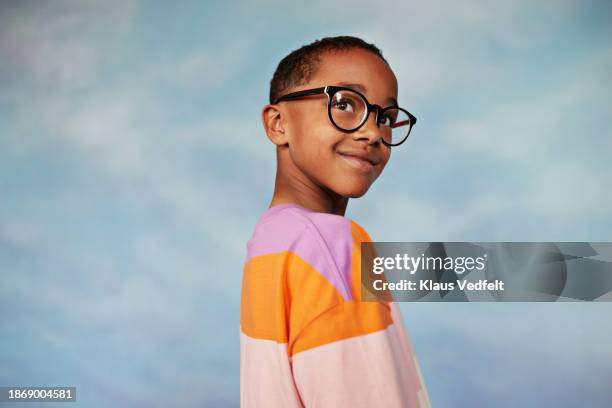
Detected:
[{"left": 246, "top": 204, "right": 354, "bottom": 300}]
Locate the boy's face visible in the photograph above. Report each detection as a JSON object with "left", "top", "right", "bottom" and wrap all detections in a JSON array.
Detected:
[{"left": 280, "top": 48, "right": 398, "bottom": 198}]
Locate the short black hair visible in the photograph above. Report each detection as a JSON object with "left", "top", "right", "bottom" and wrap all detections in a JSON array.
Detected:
[{"left": 269, "top": 35, "right": 388, "bottom": 104}]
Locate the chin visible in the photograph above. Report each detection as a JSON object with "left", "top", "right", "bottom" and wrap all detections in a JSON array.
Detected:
[{"left": 337, "top": 183, "right": 372, "bottom": 198}]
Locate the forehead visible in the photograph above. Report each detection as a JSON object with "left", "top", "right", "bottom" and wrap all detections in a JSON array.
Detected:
[{"left": 310, "top": 48, "right": 398, "bottom": 104}]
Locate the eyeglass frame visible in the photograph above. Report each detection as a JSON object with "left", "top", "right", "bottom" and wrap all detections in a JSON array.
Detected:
[{"left": 272, "top": 85, "right": 417, "bottom": 147}]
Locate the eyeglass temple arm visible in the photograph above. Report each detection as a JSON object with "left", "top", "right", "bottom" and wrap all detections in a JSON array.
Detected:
[{"left": 273, "top": 87, "right": 327, "bottom": 104}]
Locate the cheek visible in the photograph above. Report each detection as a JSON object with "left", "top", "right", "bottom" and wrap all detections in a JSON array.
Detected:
[
  {"left": 377, "top": 149, "right": 391, "bottom": 172},
  {"left": 297, "top": 123, "right": 344, "bottom": 157},
  {"left": 288, "top": 125, "right": 336, "bottom": 171}
]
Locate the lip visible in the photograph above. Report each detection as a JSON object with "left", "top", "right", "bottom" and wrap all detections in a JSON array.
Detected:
[{"left": 337, "top": 150, "right": 380, "bottom": 171}]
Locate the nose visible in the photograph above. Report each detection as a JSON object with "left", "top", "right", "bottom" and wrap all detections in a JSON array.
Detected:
[{"left": 352, "top": 107, "right": 384, "bottom": 145}]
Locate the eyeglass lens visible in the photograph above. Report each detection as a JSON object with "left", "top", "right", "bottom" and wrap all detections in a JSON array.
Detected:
[{"left": 329, "top": 89, "right": 412, "bottom": 145}]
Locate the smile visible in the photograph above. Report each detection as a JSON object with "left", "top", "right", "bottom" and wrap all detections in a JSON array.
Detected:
[{"left": 337, "top": 152, "right": 377, "bottom": 172}]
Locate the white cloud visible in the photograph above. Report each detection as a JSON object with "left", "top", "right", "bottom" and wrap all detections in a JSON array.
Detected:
[{"left": 0, "top": 0, "right": 136, "bottom": 87}]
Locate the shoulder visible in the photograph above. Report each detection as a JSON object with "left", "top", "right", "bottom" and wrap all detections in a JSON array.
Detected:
[
  {"left": 247, "top": 204, "right": 372, "bottom": 258},
  {"left": 246, "top": 205, "right": 373, "bottom": 300}
]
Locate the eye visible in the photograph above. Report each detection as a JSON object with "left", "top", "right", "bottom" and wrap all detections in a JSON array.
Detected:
[
  {"left": 379, "top": 112, "right": 396, "bottom": 127},
  {"left": 331, "top": 97, "right": 356, "bottom": 113}
]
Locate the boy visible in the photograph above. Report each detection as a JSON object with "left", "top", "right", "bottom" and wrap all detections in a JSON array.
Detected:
[{"left": 240, "top": 36, "right": 430, "bottom": 407}]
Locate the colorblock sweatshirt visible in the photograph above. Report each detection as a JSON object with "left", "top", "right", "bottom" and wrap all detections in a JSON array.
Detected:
[{"left": 240, "top": 203, "right": 430, "bottom": 407}]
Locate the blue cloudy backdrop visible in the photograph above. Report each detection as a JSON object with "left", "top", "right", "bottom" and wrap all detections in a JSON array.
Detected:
[{"left": 1, "top": 0, "right": 611, "bottom": 407}]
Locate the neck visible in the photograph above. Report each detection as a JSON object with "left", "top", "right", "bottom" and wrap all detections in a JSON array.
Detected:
[{"left": 269, "top": 150, "right": 348, "bottom": 216}]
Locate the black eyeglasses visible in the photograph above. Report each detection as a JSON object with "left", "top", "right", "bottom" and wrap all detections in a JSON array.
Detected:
[{"left": 273, "top": 85, "right": 417, "bottom": 147}]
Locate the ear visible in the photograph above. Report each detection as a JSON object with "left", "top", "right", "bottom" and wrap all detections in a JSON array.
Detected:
[{"left": 262, "top": 104, "right": 289, "bottom": 146}]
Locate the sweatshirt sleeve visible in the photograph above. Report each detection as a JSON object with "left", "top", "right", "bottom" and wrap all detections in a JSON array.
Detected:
[
  {"left": 286, "top": 214, "right": 430, "bottom": 407},
  {"left": 290, "top": 300, "right": 430, "bottom": 408}
]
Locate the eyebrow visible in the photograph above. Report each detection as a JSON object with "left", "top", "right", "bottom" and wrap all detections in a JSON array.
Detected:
[{"left": 336, "top": 82, "right": 398, "bottom": 106}]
